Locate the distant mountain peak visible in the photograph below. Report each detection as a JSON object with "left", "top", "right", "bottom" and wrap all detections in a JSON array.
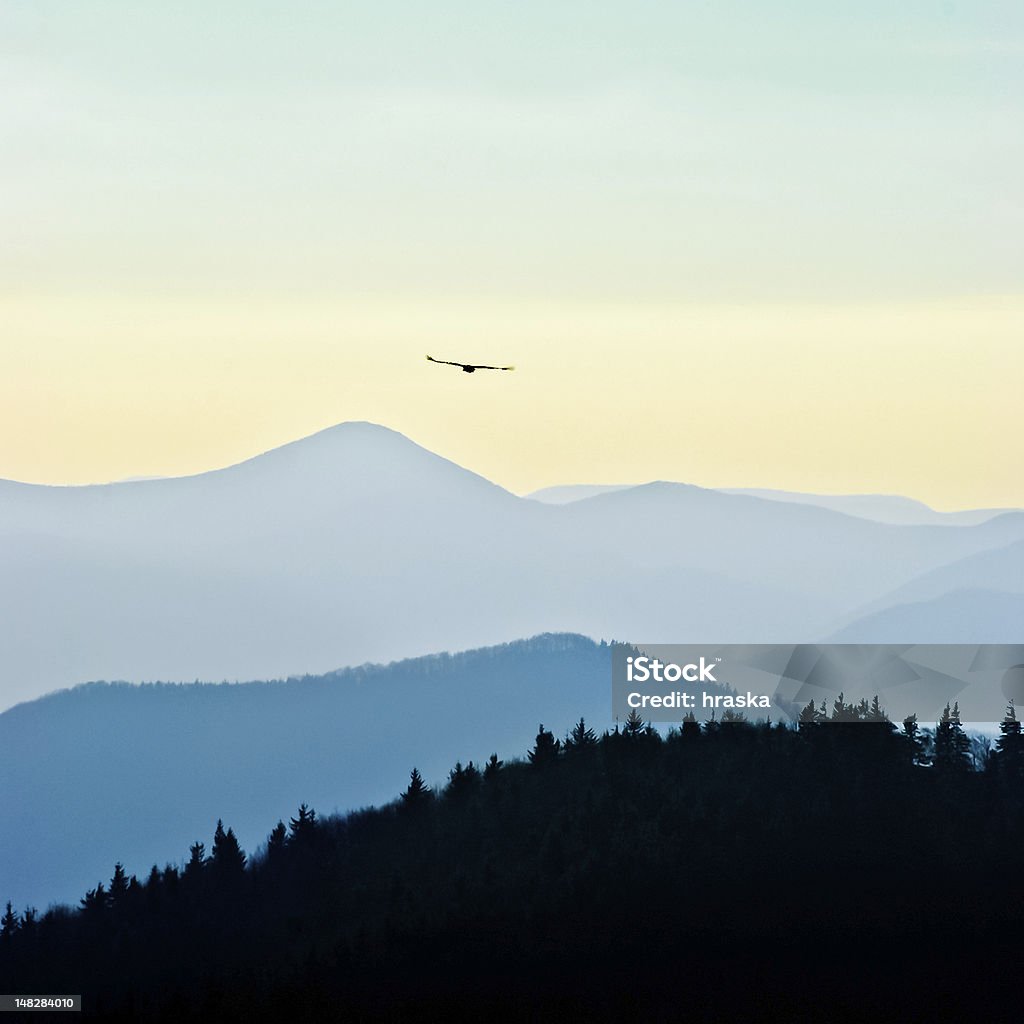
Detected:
[
  {"left": 215, "top": 420, "right": 515, "bottom": 502},
  {"left": 229, "top": 420, "right": 429, "bottom": 466},
  {"left": 1, "top": 422, "right": 479, "bottom": 492}
]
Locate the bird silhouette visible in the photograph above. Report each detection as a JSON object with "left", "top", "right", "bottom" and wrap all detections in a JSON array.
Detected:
[{"left": 426, "top": 355, "right": 515, "bottom": 374}]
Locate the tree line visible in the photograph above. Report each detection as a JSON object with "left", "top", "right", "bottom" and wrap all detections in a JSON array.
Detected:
[{"left": 3, "top": 698, "right": 1024, "bottom": 1021}]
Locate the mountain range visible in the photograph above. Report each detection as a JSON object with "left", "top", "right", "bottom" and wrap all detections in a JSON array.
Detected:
[
  {"left": 2, "top": 421, "right": 1022, "bottom": 711},
  {"left": 527, "top": 482, "right": 1010, "bottom": 525},
  {"left": 2, "top": 425, "right": 1022, "bottom": 910}
]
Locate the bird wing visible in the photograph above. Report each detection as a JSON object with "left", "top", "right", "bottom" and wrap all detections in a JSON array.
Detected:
[
  {"left": 471, "top": 364, "right": 516, "bottom": 371},
  {"left": 426, "top": 355, "right": 466, "bottom": 367}
]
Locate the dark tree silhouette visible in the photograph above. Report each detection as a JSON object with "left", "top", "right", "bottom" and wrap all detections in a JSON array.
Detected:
[
  {"left": 867, "top": 695, "right": 888, "bottom": 723},
  {"left": 288, "top": 804, "right": 318, "bottom": 844},
  {"left": 266, "top": 821, "right": 288, "bottom": 862},
  {"left": 108, "top": 863, "right": 130, "bottom": 910},
  {"left": 2, "top": 706, "right": 1022, "bottom": 1023},
  {"left": 401, "top": 768, "right": 432, "bottom": 810},
  {"left": 720, "top": 709, "right": 748, "bottom": 724},
  {"left": 0, "top": 903, "right": 17, "bottom": 941},
  {"left": 483, "top": 753, "right": 503, "bottom": 781},
  {"left": 527, "top": 724, "right": 561, "bottom": 767},
  {"left": 622, "top": 708, "right": 648, "bottom": 740},
  {"left": 445, "top": 761, "right": 481, "bottom": 800},
  {"left": 934, "top": 702, "right": 971, "bottom": 774},
  {"left": 680, "top": 710, "right": 702, "bottom": 739},
  {"left": 566, "top": 717, "right": 597, "bottom": 751},
  {"left": 994, "top": 701, "right": 1024, "bottom": 780},
  {"left": 183, "top": 842, "right": 207, "bottom": 889},
  {"left": 80, "top": 882, "right": 107, "bottom": 918},
  {"left": 902, "top": 713, "right": 928, "bottom": 766},
  {"left": 211, "top": 820, "right": 247, "bottom": 878}
]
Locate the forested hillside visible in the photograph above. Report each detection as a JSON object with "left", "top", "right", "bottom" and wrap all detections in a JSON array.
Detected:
[
  {"left": 4, "top": 702, "right": 1024, "bottom": 1021},
  {"left": 0, "top": 633, "right": 611, "bottom": 908}
]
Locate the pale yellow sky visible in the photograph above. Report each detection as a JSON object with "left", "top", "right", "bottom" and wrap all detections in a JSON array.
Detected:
[
  {"left": 1, "top": 292, "right": 1020, "bottom": 510},
  {"left": 2, "top": 4, "right": 1021, "bottom": 508}
]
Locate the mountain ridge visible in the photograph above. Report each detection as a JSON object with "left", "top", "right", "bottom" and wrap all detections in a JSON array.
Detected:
[
  {"left": 1, "top": 422, "right": 1021, "bottom": 709},
  {"left": 528, "top": 480, "right": 1016, "bottom": 525},
  {"left": 0, "top": 632, "right": 612, "bottom": 908},
  {"left": 827, "top": 588, "right": 1024, "bottom": 643}
]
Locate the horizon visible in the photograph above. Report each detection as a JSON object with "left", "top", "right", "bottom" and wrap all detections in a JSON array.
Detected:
[{"left": 0, "top": 418, "right": 1016, "bottom": 515}]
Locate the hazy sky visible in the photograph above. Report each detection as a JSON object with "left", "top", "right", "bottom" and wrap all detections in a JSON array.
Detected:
[{"left": 2, "top": 2, "right": 1021, "bottom": 507}]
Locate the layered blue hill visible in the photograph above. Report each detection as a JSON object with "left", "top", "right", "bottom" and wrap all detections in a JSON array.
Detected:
[
  {"left": 1, "top": 422, "right": 1021, "bottom": 711},
  {"left": 0, "top": 634, "right": 611, "bottom": 909}
]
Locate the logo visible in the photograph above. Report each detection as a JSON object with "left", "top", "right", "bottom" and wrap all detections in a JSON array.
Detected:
[{"left": 626, "top": 655, "right": 719, "bottom": 684}]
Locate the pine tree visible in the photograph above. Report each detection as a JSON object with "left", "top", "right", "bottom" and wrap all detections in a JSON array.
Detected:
[
  {"left": 933, "top": 703, "right": 953, "bottom": 766},
  {"left": 401, "top": 768, "right": 433, "bottom": 810},
  {"left": 108, "top": 862, "right": 130, "bottom": 910},
  {"left": 566, "top": 718, "right": 597, "bottom": 751},
  {"left": 951, "top": 702, "right": 971, "bottom": 765},
  {"left": 446, "top": 761, "right": 481, "bottom": 800},
  {"left": 528, "top": 724, "right": 561, "bottom": 767},
  {"left": 267, "top": 821, "right": 288, "bottom": 861},
  {"left": 623, "top": 709, "right": 646, "bottom": 740},
  {"left": 80, "top": 882, "right": 107, "bottom": 917},
  {"left": 798, "top": 700, "right": 820, "bottom": 729},
  {"left": 831, "top": 692, "right": 859, "bottom": 723},
  {"left": 212, "top": 820, "right": 247, "bottom": 878},
  {"left": 902, "top": 714, "right": 927, "bottom": 765},
  {"left": 994, "top": 701, "right": 1024, "bottom": 780},
  {"left": 867, "top": 695, "right": 888, "bottom": 724},
  {"left": 288, "top": 804, "right": 318, "bottom": 844},
  {"left": 681, "top": 711, "right": 701, "bottom": 739},
  {"left": 184, "top": 841, "right": 207, "bottom": 883},
  {"left": 0, "top": 902, "right": 18, "bottom": 940},
  {"left": 483, "top": 754, "right": 503, "bottom": 781},
  {"left": 934, "top": 703, "right": 970, "bottom": 775}
]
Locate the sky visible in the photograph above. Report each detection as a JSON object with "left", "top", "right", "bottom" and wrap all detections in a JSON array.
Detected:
[{"left": 1, "top": 1, "right": 1022, "bottom": 508}]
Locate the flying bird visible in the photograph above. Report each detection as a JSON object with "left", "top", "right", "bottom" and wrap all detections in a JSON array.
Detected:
[{"left": 426, "top": 355, "right": 515, "bottom": 374}]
